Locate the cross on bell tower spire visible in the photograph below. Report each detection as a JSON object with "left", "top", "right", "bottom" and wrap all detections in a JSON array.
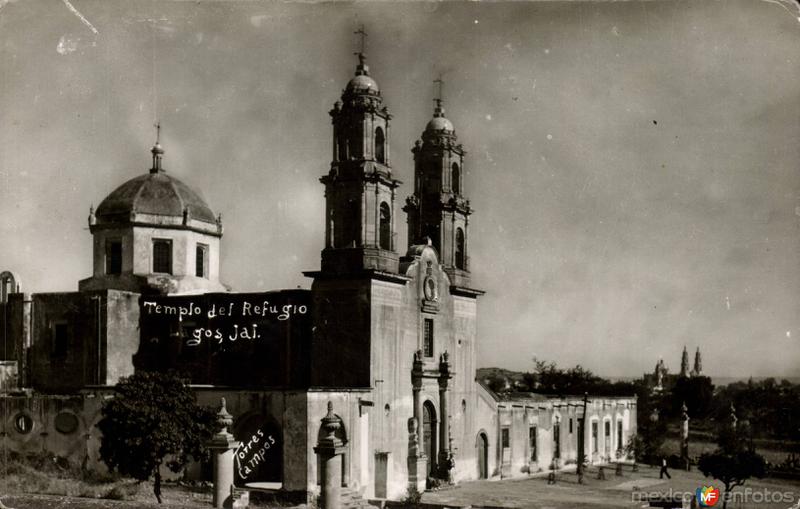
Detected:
[
  {"left": 354, "top": 25, "right": 367, "bottom": 59},
  {"left": 433, "top": 75, "right": 444, "bottom": 112},
  {"left": 353, "top": 25, "right": 369, "bottom": 74}
]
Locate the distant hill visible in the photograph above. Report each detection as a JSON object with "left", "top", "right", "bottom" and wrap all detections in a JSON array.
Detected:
[{"left": 476, "top": 367, "right": 526, "bottom": 383}]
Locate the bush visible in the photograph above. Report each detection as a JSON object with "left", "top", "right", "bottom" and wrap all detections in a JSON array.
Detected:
[
  {"left": 404, "top": 485, "right": 423, "bottom": 507},
  {"left": 103, "top": 483, "right": 141, "bottom": 501}
]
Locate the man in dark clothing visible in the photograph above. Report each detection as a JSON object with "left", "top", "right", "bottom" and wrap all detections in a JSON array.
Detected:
[{"left": 659, "top": 457, "right": 671, "bottom": 479}]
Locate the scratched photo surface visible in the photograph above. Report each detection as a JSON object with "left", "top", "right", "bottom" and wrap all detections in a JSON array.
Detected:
[{"left": 1, "top": 0, "right": 798, "bottom": 380}]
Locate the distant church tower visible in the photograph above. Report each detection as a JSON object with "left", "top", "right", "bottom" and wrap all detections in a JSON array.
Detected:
[
  {"left": 692, "top": 347, "right": 703, "bottom": 377},
  {"left": 404, "top": 80, "right": 472, "bottom": 288},
  {"left": 680, "top": 345, "right": 690, "bottom": 378},
  {"left": 320, "top": 44, "right": 400, "bottom": 274}
]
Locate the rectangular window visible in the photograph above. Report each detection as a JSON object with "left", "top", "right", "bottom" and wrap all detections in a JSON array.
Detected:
[
  {"left": 53, "top": 323, "right": 69, "bottom": 358},
  {"left": 605, "top": 421, "right": 611, "bottom": 437},
  {"left": 617, "top": 421, "right": 623, "bottom": 451},
  {"left": 592, "top": 422, "right": 599, "bottom": 453},
  {"left": 423, "top": 318, "right": 434, "bottom": 357},
  {"left": 569, "top": 418, "right": 573, "bottom": 434},
  {"left": 195, "top": 244, "right": 208, "bottom": 278},
  {"left": 152, "top": 239, "right": 172, "bottom": 274},
  {"left": 553, "top": 422, "right": 561, "bottom": 458},
  {"left": 501, "top": 427, "right": 511, "bottom": 464},
  {"left": 529, "top": 426, "right": 537, "bottom": 462},
  {"left": 105, "top": 239, "right": 122, "bottom": 275}
]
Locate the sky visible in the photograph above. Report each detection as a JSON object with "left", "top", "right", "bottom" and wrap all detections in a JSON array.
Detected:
[{"left": 1, "top": 0, "right": 799, "bottom": 379}]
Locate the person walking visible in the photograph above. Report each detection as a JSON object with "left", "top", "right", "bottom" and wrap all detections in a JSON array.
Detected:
[{"left": 659, "top": 456, "right": 671, "bottom": 479}]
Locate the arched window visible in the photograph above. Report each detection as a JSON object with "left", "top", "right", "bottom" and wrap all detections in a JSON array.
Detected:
[
  {"left": 337, "top": 136, "right": 348, "bottom": 161},
  {"left": 348, "top": 125, "right": 362, "bottom": 159},
  {"left": 455, "top": 228, "right": 465, "bottom": 270},
  {"left": 375, "top": 127, "right": 385, "bottom": 164},
  {"left": 451, "top": 162, "right": 461, "bottom": 194},
  {"left": 379, "top": 202, "right": 391, "bottom": 250},
  {"left": 349, "top": 200, "right": 360, "bottom": 247}
]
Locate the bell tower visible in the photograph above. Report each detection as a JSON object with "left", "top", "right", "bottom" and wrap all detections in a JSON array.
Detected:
[
  {"left": 320, "top": 28, "right": 401, "bottom": 274},
  {"left": 404, "top": 79, "right": 472, "bottom": 287}
]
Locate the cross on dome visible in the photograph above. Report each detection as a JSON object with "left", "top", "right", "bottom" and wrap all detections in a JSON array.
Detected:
[{"left": 150, "top": 121, "right": 165, "bottom": 173}]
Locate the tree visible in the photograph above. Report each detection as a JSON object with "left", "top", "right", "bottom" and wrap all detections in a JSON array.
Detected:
[
  {"left": 697, "top": 425, "right": 767, "bottom": 509},
  {"left": 97, "top": 371, "right": 218, "bottom": 503},
  {"left": 669, "top": 376, "right": 714, "bottom": 418},
  {"left": 486, "top": 373, "right": 508, "bottom": 393}
]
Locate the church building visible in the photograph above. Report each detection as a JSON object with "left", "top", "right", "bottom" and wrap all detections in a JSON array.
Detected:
[{"left": 0, "top": 45, "right": 636, "bottom": 503}]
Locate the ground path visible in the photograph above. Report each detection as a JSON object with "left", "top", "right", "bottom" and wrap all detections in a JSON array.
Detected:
[{"left": 422, "top": 464, "right": 800, "bottom": 509}]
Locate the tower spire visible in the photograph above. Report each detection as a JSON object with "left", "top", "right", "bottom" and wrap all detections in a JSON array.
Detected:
[
  {"left": 680, "top": 345, "right": 690, "bottom": 378},
  {"left": 693, "top": 347, "right": 702, "bottom": 376},
  {"left": 353, "top": 25, "right": 369, "bottom": 75},
  {"left": 150, "top": 122, "right": 164, "bottom": 173},
  {"left": 433, "top": 75, "right": 444, "bottom": 112}
]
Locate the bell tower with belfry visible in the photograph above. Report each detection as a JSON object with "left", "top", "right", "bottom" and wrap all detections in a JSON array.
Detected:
[
  {"left": 404, "top": 77, "right": 473, "bottom": 288},
  {"left": 320, "top": 26, "right": 401, "bottom": 275}
]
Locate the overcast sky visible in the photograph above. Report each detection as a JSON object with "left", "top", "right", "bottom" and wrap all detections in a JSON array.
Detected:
[{"left": 1, "top": 0, "right": 799, "bottom": 378}]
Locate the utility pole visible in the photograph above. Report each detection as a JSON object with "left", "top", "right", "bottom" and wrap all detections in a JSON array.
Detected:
[{"left": 577, "top": 392, "right": 588, "bottom": 482}]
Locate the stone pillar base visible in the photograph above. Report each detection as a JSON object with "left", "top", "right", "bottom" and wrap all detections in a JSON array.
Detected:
[{"left": 407, "top": 455, "right": 427, "bottom": 493}]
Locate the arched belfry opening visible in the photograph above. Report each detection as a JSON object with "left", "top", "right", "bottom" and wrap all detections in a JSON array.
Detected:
[
  {"left": 379, "top": 202, "right": 391, "bottom": 250},
  {"left": 455, "top": 228, "right": 465, "bottom": 270},
  {"left": 451, "top": 162, "right": 460, "bottom": 195},
  {"left": 375, "top": 127, "right": 385, "bottom": 164}
]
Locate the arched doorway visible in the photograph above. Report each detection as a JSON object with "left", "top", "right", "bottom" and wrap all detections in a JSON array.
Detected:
[
  {"left": 234, "top": 413, "right": 283, "bottom": 486},
  {"left": 476, "top": 432, "right": 488, "bottom": 479},
  {"left": 422, "top": 401, "right": 438, "bottom": 476}
]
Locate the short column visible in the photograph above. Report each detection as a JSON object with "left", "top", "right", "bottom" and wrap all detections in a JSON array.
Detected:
[
  {"left": 207, "top": 398, "right": 240, "bottom": 509},
  {"left": 314, "top": 401, "right": 346, "bottom": 509}
]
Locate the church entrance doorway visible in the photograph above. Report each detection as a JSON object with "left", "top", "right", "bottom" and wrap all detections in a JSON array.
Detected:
[
  {"left": 234, "top": 413, "right": 282, "bottom": 486},
  {"left": 422, "top": 401, "right": 437, "bottom": 476},
  {"left": 476, "top": 432, "right": 488, "bottom": 479}
]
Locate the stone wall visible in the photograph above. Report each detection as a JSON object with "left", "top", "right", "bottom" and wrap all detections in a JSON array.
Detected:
[
  {"left": 28, "top": 290, "right": 139, "bottom": 392},
  {"left": 0, "top": 391, "right": 109, "bottom": 471}
]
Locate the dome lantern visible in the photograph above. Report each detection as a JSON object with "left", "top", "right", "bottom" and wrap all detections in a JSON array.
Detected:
[{"left": 150, "top": 122, "right": 164, "bottom": 173}]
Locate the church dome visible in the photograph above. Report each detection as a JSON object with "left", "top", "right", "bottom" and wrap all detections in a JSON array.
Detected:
[
  {"left": 346, "top": 74, "right": 379, "bottom": 94},
  {"left": 95, "top": 171, "right": 217, "bottom": 224},
  {"left": 426, "top": 116, "right": 454, "bottom": 132}
]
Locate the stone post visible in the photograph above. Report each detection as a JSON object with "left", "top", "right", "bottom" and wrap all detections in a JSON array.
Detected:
[
  {"left": 314, "top": 402, "right": 346, "bottom": 509},
  {"left": 577, "top": 393, "right": 588, "bottom": 482},
  {"left": 680, "top": 402, "right": 690, "bottom": 471},
  {"left": 207, "top": 397, "right": 240, "bottom": 509},
  {"left": 407, "top": 417, "right": 427, "bottom": 492},
  {"left": 411, "top": 350, "right": 424, "bottom": 432},
  {"left": 437, "top": 351, "right": 453, "bottom": 480}
]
